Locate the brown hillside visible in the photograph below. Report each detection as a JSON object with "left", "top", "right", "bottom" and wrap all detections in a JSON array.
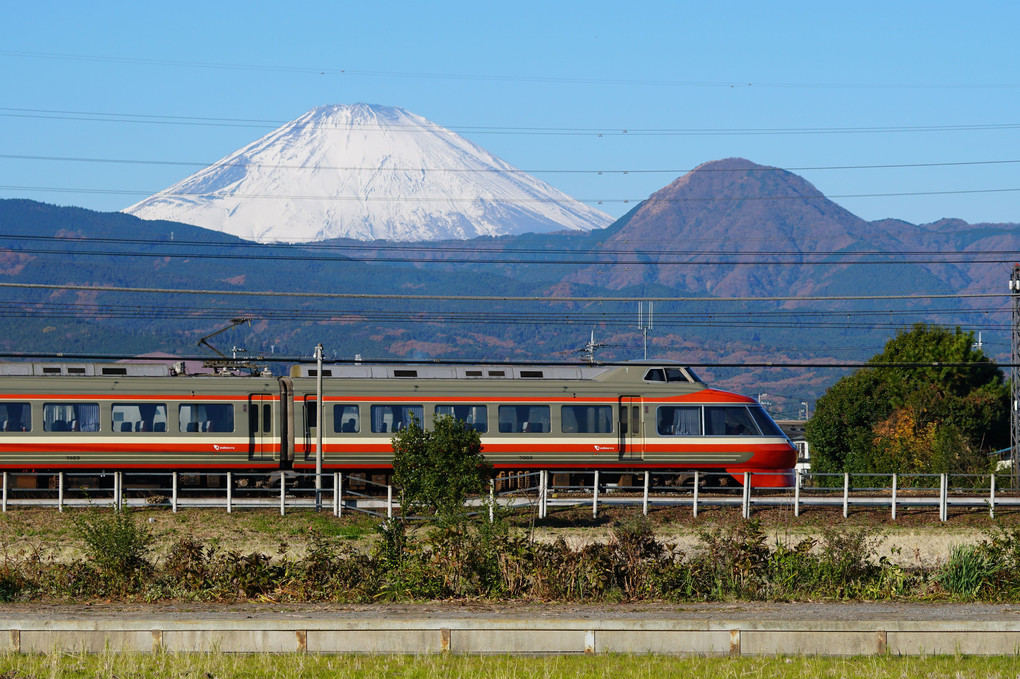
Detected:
[{"left": 566, "top": 158, "right": 911, "bottom": 295}]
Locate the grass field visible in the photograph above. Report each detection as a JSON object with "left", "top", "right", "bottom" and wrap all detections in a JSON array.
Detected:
[{"left": 2, "top": 652, "right": 1020, "bottom": 678}]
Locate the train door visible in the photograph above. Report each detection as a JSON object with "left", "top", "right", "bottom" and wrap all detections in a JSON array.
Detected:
[
  {"left": 248, "top": 393, "right": 273, "bottom": 461},
  {"left": 299, "top": 394, "right": 318, "bottom": 462},
  {"left": 618, "top": 396, "right": 644, "bottom": 461}
]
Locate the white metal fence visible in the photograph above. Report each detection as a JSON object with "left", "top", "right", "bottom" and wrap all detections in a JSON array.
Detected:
[{"left": 1, "top": 470, "right": 1016, "bottom": 521}]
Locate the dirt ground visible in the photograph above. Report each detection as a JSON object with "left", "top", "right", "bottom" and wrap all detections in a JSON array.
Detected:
[
  {"left": 0, "top": 502, "right": 1011, "bottom": 568},
  {"left": 5, "top": 599, "right": 1020, "bottom": 624}
]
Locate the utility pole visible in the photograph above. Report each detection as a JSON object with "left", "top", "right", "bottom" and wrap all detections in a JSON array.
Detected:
[
  {"left": 1011, "top": 266, "right": 1020, "bottom": 488},
  {"left": 314, "top": 343, "right": 324, "bottom": 510},
  {"left": 638, "top": 301, "right": 653, "bottom": 360}
]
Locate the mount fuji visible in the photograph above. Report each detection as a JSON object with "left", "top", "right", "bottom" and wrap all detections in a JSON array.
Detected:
[{"left": 123, "top": 104, "right": 613, "bottom": 242}]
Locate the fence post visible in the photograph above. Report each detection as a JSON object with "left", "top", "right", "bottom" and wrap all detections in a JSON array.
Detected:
[
  {"left": 539, "top": 470, "right": 548, "bottom": 520},
  {"left": 387, "top": 484, "right": 393, "bottom": 519},
  {"left": 226, "top": 472, "right": 233, "bottom": 514},
  {"left": 692, "top": 471, "right": 699, "bottom": 518},
  {"left": 58, "top": 472, "right": 64, "bottom": 513},
  {"left": 172, "top": 472, "right": 178, "bottom": 513},
  {"left": 115, "top": 472, "right": 123, "bottom": 512},
  {"left": 2, "top": 472, "right": 6, "bottom": 512},
  {"left": 642, "top": 471, "right": 650, "bottom": 516},
  {"left": 592, "top": 470, "right": 599, "bottom": 519},
  {"left": 940, "top": 473, "right": 948, "bottom": 523},
  {"left": 794, "top": 469, "right": 801, "bottom": 517},
  {"left": 891, "top": 473, "right": 897, "bottom": 521},
  {"left": 990, "top": 473, "right": 996, "bottom": 519},
  {"left": 842, "top": 473, "right": 849, "bottom": 519},
  {"left": 280, "top": 474, "right": 286, "bottom": 516},
  {"left": 335, "top": 472, "right": 342, "bottom": 518},
  {"left": 742, "top": 472, "right": 751, "bottom": 519},
  {"left": 489, "top": 479, "right": 495, "bottom": 524}
]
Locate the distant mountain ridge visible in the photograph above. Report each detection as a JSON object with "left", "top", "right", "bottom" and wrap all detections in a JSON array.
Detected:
[{"left": 123, "top": 104, "right": 613, "bottom": 243}]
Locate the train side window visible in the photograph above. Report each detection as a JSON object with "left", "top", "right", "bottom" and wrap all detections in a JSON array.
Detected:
[
  {"left": 643, "top": 369, "right": 666, "bottom": 382},
  {"left": 112, "top": 403, "right": 167, "bottom": 433},
  {"left": 656, "top": 406, "right": 702, "bottom": 436},
  {"left": 561, "top": 405, "right": 612, "bottom": 434},
  {"left": 179, "top": 404, "right": 235, "bottom": 433},
  {"left": 43, "top": 403, "right": 99, "bottom": 432},
  {"left": 371, "top": 405, "right": 423, "bottom": 433},
  {"left": 498, "top": 405, "right": 550, "bottom": 433},
  {"left": 0, "top": 403, "right": 31, "bottom": 432},
  {"left": 704, "top": 406, "right": 760, "bottom": 436},
  {"left": 435, "top": 405, "right": 488, "bottom": 433},
  {"left": 333, "top": 404, "right": 360, "bottom": 433}
]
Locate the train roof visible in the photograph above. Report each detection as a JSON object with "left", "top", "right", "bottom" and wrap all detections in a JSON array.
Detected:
[
  {"left": 289, "top": 362, "right": 704, "bottom": 384},
  {"left": 0, "top": 362, "right": 172, "bottom": 377}
]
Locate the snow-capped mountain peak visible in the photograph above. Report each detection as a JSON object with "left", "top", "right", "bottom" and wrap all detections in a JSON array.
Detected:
[{"left": 123, "top": 104, "right": 612, "bottom": 242}]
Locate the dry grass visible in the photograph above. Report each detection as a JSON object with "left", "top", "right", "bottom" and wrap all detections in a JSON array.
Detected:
[{"left": 0, "top": 501, "right": 1013, "bottom": 568}]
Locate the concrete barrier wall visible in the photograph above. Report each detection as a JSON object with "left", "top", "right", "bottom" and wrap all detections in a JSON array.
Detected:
[{"left": 5, "top": 616, "right": 1020, "bottom": 656}]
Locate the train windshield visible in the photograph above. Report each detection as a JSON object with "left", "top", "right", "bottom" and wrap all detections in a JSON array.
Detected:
[
  {"left": 749, "top": 406, "right": 785, "bottom": 437},
  {"left": 643, "top": 367, "right": 701, "bottom": 383}
]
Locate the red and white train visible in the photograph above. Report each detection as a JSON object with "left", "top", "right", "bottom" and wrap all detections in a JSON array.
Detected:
[{"left": 0, "top": 360, "right": 797, "bottom": 488}]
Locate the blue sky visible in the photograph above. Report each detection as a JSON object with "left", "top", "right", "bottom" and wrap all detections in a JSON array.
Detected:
[{"left": 2, "top": 0, "right": 1018, "bottom": 225}]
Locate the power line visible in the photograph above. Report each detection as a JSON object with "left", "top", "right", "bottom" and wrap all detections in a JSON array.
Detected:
[
  {"left": 4, "top": 242, "right": 1020, "bottom": 266},
  {"left": 4, "top": 183, "right": 1020, "bottom": 204},
  {"left": 4, "top": 106, "right": 1020, "bottom": 137},
  {"left": 2, "top": 229, "right": 1015, "bottom": 254},
  {"left": 5, "top": 152, "right": 1020, "bottom": 176},
  {"left": 4, "top": 299, "right": 1007, "bottom": 325},
  {"left": 7, "top": 232, "right": 1020, "bottom": 258},
  {"left": 0, "top": 281, "right": 1007, "bottom": 303},
  {"left": 4, "top": 51, "right": 1020, "bottom": 91}
]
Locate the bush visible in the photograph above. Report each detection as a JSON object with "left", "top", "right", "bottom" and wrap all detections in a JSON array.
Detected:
[
  {"left": 391, "top": 415, "right": 493, "bottom": 519},
  {"left": 70, "top": 508, "right": 153, "bottom": 585}
]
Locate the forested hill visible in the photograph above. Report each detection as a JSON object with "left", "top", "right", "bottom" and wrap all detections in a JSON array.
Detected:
[{"left": 0, "top": 156, "right": 1015, "bottom": 410}]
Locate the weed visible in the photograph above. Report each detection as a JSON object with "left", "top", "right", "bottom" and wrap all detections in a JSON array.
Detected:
[{"left": 938, "top": 544, "right": 1000, "bottom": 598}]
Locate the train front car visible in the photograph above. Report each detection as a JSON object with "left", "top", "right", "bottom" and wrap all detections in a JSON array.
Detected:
[
  {"left": 290, "top": 361, "right": 797, "bottom": 489},
  {"left": 636, "top": 366, "right": 798, "bottom": 488}
]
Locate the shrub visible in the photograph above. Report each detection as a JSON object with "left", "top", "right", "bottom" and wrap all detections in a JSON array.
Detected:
[
  {"left": 391, "top": 415, "right": 493, "bottom": 520},
  {"left": 70, "top": 508, "right": 153, "bottom": 585}
]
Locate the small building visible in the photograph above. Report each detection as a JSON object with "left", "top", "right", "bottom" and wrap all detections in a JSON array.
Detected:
[{"left": 775, "top": 419, "right": 810, "bottom": 472}]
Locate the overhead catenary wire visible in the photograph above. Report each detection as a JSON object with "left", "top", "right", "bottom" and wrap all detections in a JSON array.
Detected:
[
  {"left": 0, "top": 281, "right": 1012, "bottom": 303},
  {"left": 2, "top": 243, "right": 1019, "bottom": 266},
  {"left": 4, "top": 232, "right": 1020, "bottom": 259},
  {"left": 3, "top": 105, "right": 1020, "bottom": 134},
  {"left": 5, "top": 50, "right": 1020, "bottom": 91},
  {"left": 0, "top": 299, "right": 1007, "bottom": 327},
  {"left": 4, "top": 183, "right": 1019, "bottom": 204},
  {"left": 5, "top": 152, "right": 1020, "bottom": 176},
  {"left": 0, "top": 348, "right": 1007, "bottom": 371}
]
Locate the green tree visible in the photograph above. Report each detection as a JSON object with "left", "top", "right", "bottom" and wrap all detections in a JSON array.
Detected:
[
  {"left": 806, "top": 323, "right": 1007, "bottom": 479},
  {"left": 391, "top": 414, "right": 494, "bottom": 519}
]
